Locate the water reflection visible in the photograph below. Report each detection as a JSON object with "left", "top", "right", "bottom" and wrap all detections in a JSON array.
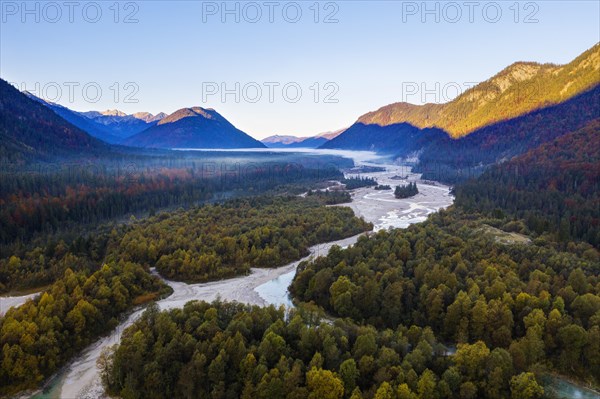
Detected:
[
  {"left": 254, "top": 270, "right": 295, "bottom": 308},
  {"left": 541, "top": 375, "right": 600, "bottom": 399}
]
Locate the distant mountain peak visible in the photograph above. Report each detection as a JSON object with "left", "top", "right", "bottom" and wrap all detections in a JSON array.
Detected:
[
  {"left": 81, "top": 109, "right": 166, "bottom": 122},
  {"left": 261, "top": 128, "right": 346, "bottom": 148},
  {"left": 132, "top": 112, "right": 166, "bottom": 123},
  {"left": 157, "top": 107, "right": 223, "bottom": 125},
  {"left": 101, "top": 109, "right": 127, "bottom": 117},
  {"left": 315, "top": 128, "right": 347, "bottom": 140},
  {"left": 123, "top": 106, "right": 264, "bottom": 149},
  {"left": 262, "top": 135, "right": 307, "bottom": 144}
]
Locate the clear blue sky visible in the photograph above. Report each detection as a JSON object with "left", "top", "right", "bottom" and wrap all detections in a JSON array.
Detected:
[{"left": 1, "top": 1, "right": 598, "bottom": 139}]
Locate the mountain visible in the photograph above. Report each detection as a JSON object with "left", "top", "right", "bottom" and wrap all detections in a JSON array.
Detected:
[
  {"left": 456, "top": 118, "right": 600, "bottom": 248},
  {"left": 286, "top": 137, "right": 329, "bottom": 148},
  {"left": 24, "top": 94, "right": 123, "bottom": 144},
  {"left": 24, "top": 95, "right": 166, "bottom": 144},
  {"left": 132, "top": 112, "right": 167, "bottom": 123},
  {"left": 319, "top": 122, "right": 447, "bottom": 154},
  {"left": 355, "top": 43, "right": 599, "bottom": 138},
  {"left": 82, "top": 109, "right": 128, "bottom": 118},
  {"left": 262, "top": 135, "right": 329, "bottom": 148},
  {"left": 323, "top": 83, "right": 599, "bottom": 182},
  {"left": 262, "top": 135, "right": 305, "bottom": 145},
  {"left": 80, "top": 109, "right": 166, "bottom": 140},
  {"left": 123, "top": 107, "right": 266, "bottom": 149},
  {"left": 261, "top": 128, "right": 346, "bottom": 148},
  {"left": 415, "top": 84, "right": 600, "bottom": 182},
  {"left": 322, "top": 44, "right": 600, "bottom": 181},
  {"left": 315, "top": 128, "right": 347, "bottom": 140},
  {"left": 0, "top": 79, "right": 109, "bottom": 163}
]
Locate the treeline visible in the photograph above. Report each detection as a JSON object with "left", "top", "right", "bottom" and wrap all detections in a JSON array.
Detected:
[
  {"left": 0, "top": 227, "right": 119, "bottom": 293},
  {"left": 0, "top": 261, "right": 169, "bottom": 396},
  {"left": 103, "top": 300, "right": 546, "bottom": 399},
  {"left": 306, "top": 189, "right": 352, "bottom": 204},
  {"left": 0, "top": 195, "right": 370, "bottom": 293},
  {"left": 455, "top": 120, "right": 600, "bottom": 248},
  {"left": 0, "top": 159, "right": 348, "bottom": 292},
  {"left": 112, "top": 196, "right": 372, "bottom": 282},
  {"left": 0, "top": 160, "right": 345, "bottom": 245},
  {"left": 374, "top": 185, "right": 391, "bottom": 191},
  {"left": 395, "top": 183, "right": 419, "bottom": 199},
  {"left": 342, "top": 177, "right": 378, "bottom": 190},
  {"left": 291, "top": 210, "right": 600, "bottom": 390}
]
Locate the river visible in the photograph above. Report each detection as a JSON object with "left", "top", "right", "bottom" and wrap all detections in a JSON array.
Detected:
[
  {"left": 541, "top": 375, "right": 600, "bottom": 399},
  {"left": 0, "top": 292, "right": 41, "bottom": 317},
  {"left": 26, "top": 153, "right": 456, "bottom": 398},
  {"left": 23, "top": 154, "right": 600, "bottom": 399},
  {"left": 253, "top": 164, "right": 454, "bottom": 306}
]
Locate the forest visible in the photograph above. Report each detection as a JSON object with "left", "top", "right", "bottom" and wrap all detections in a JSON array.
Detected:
[
  {"left": 103, "top": 300, "right": 549, "bottom": 399},
  {"left": 290, "top": 208, "right": 600, "bottom": 395},
  {"left": 394, "top": 183, "right": 419, "bottom": 199},
  {"left": 111, "top": 196, "right": 372, "bottom": 282},
  {"left": 0, "top": 194, "right": 371, "bottom": 292},
  {"left": 0, "top": 152, "right": 353, "bottom": 293},
  {"left": 0, "top": 261, "right": 170, "bottom": 395},
  {"left": 2, "top": 112, "right": 599, "bottom": 399},
  {"left": 0, "top": 157, "right": 345, "bottom": 246},
  {"left": 0, "top": 192, "right": 371, "bottom": 395},
  {"left": 455, "top": 120, "right": 600, "bottom": 248}
]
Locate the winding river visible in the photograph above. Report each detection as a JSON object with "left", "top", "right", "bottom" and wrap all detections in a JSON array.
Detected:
[
  {"left": 20, "top": 151, "right": 598, "bottom": 399},
  {"left": 26, "top": 154, "right": 457, "bottom": 399},
  {"left": 16, "top": 154, "right": 600, "bottom": 399},
  {"left": 25, "top": 158, "right": 448, "bottom": 398}
]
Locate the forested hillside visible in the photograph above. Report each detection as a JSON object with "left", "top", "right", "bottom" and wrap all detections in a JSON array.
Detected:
[
  {"left": 0, "top": 79, "right": 109, "bottom": 163},
  {"left": 323, "top": 84, "right": 600, "bottom": 184},
  {"left": 456, "top": 119, "right": 600, "bottom": 248},
  {"left": 353, "top": 43, "right": 600, "bottom": 138},
  {"left": 290, "top": 210, "right": 600, "bottom": 395},
  {"left": 416, "top": 85, "right": 600, "bottom": 183}
]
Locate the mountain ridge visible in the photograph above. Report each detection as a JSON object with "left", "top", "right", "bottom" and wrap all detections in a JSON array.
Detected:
[
  {"left": 24, "top": 94, "right": 166, "bottom": 143},
  {"left": 261, "top": 128, "right": 346, "bottom": 148},
  {"left": 323, "top": 83, "right": 600, "bottom": 182},
  {"left": 354, "top": 43, "right": 599, "bottom": 138},
  {"left": 123, "top": 106, "right": 266, "bottom": 149},
  {"left": 1, "top": 79, "right": 110, "bottom": 163}
]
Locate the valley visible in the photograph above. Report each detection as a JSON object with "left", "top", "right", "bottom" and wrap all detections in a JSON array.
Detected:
[
  {"left": 1, "top": 12, "right": 599, "bottom": 398},
  {"left": 25, "top": 152, "right": 454, "bottom": 399}
]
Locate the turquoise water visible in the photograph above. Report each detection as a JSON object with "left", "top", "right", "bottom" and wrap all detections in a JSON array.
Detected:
[
  {"left": 29, "top": 375, "right": 64, "bottom": 399},
  {"left": 542, "top": 375, "right": 600, "bottom": 399},
  {"left": 254, "top": 269, "right": 295, "bottom": 308}
]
